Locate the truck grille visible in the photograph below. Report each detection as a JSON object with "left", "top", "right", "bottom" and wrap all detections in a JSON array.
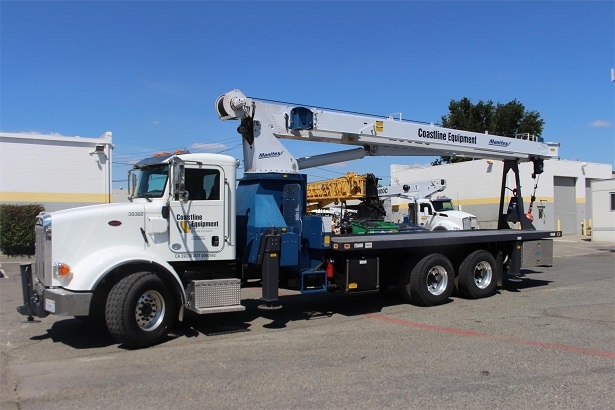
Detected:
[
  {"left": 463, "top": 217, "right": 478, "bottom": 230},
  {"left": 35, "top": 213, "right": 52, "bottom": 286}
]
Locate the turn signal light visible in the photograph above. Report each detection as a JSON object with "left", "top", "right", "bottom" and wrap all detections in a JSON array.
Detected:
[{"left": 53, "top": 263, "right": 71, "bottom": 278}]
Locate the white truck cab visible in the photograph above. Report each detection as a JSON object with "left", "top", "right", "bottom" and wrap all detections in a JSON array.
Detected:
[
  {"left": 19, "top": 151, "right": 243, "bottom": 346},
  {"left": 415, "top": 197, "right": 478, "bottom": 231}
]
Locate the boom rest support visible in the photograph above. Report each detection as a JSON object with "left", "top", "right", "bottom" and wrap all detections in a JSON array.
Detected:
[{"left": 498, "top": 160, "right": 535, "bottom": 230}]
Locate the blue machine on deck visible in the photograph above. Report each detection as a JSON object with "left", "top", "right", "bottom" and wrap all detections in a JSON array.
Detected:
[{"left": 235, "top": 173, "right": 330, "bottom": 294}]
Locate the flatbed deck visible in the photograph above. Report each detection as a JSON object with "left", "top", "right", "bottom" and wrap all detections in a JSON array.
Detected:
[{"left": 330, "top": 229, "right": 561, "bottom": 251}]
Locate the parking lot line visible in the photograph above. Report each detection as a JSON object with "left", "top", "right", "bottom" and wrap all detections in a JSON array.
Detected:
[{"left": 366, "top": 312, "right": 615, "bottom": 359}]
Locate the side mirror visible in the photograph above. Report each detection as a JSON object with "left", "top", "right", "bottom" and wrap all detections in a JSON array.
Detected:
[
  {"left": 127, "top": 170, "right": 137, "bottom": 201},
  {"left": 171, "top": 159, "right": 187, "bottom": 201},
  {"left": 177, "top": 164, "right": 185, "bottom": 191}
]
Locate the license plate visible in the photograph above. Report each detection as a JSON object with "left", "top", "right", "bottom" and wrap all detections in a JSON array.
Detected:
[{"left": 45, "top": 299, "right": 56, "bottom": 313}]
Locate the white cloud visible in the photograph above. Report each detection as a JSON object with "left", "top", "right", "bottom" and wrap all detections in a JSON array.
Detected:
[
  {"left": 589, "top": 120, "right": 613, "bottom": 128},
  {"left": 188, "top": 142, "right": 227, "bottom": 151},
  {"left": 7, "top": 131, "right": 69, "bottom": 137}
]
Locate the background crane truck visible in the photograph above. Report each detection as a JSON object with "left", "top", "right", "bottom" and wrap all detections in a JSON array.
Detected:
[
  {"left": 306, "top": 172, "right": 405, "bottom": 234},
  {"left": 380, "top": 178, "right": 479, "bottom": 230},
  {"left": 307, "top": 172, "right": 478, "bottom": 232},
  {"left": 18, "top": 89, "right": 561, "bottom": 347}
]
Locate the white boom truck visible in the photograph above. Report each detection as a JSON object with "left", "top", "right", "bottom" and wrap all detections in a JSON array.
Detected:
[
  {"left": 18, "top": 89, "right": 560, "bottom": 347},
  {"left": 377, "top": 179, "right": 479, "bottom": 230}
]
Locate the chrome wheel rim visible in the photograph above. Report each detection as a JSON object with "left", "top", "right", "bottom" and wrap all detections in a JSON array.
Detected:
[
  {"left": 135, "top": 290, "right": 165, "bottom": 331},
  {"left": 474, "top": 261, "right": 493, "bottom": 289},
  {"left": 426, "top": 265, "right": 448, "bottom": 296}
]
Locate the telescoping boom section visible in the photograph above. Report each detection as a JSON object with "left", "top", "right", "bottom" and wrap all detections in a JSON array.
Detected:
[
  {"left": 216, "top": 89, "right": 559, "bottom": 229},
  {"left": 216, "top": 89, "right": 559, "bottom": 174}
]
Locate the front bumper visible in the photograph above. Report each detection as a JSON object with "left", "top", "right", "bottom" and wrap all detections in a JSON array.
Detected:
[{"left": 17, "top": 263, "right": 92, "bottom": 319}]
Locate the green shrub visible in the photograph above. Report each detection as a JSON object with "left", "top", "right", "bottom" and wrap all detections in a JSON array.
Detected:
[{"left": 0, "top": 204, "right": 45, "bottom": 257}]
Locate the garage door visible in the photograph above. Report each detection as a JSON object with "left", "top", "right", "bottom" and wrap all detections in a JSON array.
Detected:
[{"left": 554, "top": 176, "right": 577, "bottom": 234}]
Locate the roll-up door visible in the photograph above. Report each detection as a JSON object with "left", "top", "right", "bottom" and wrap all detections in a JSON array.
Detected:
[{"left": 554, "top": 176, "right": 576, "bottom": 234}]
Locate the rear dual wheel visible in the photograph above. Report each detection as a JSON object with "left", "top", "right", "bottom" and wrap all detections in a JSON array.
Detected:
[
  {"left": 458, "top": 250, "right": 497, "bottom": 299},
  {"left": 400, "top": 254, "right": 455, "bottom": 306}
]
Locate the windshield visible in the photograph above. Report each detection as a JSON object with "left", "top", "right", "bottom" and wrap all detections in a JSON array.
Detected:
[
  {"left": 432, "top": 199, "right": 455, "bottom": 212},
  {"left": 133, "top": 165, "right": 169, "bottom": 198}
]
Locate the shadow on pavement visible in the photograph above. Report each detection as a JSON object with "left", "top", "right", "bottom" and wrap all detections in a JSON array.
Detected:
[
  {"left": 30, "top": 318, "right": 116, "bottom": 349},
  {"left": 502, "top": 268, "right": 553, "bottom": 292},
  {"left": 25, "top": 277, "right": 554, "bottom": 349}
]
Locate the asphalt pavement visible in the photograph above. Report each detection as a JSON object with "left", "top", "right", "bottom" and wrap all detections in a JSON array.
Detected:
[{"left": 1, "top": 235, "right": 613, "bottom": 409}]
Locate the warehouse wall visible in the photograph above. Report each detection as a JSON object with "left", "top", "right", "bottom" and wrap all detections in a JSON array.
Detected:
[
  {"left": 389, "top": 159, "right": 612, "bottom": 234},
  {"left": 0, "top": 132, "right": 113, "bottom": 212}
]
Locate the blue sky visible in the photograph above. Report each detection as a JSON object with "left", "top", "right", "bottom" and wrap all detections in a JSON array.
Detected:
[{"left": 2, "top": 0, "right": 613, "bottom": 189}]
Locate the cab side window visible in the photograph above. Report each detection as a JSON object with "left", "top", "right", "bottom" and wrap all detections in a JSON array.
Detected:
[
  {"left": 420, "top": 203, "right": 432, "bottom": 215},
  {"left": 184, "top": 169, "right": 221, "bottom": 201}
]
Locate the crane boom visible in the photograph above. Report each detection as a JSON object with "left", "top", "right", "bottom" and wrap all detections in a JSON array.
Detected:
[{"left": 216, "top": 89, "right": 559, "bottom": 174}]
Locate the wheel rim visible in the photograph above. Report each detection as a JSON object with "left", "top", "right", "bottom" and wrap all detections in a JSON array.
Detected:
[
  {"left": 473, "top": 261, "right": 493, "bottom": 289},
  {"left": 426, "top": 265, "right": 448, "bottom": 296},
  {"left": 135, "top": 290, "right": 165, "bottom": 331}
]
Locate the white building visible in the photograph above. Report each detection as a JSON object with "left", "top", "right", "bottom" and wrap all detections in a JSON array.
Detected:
[
  {"left": 390, "top": 159, "right": 613, "bottom": 235},
  {"left": 590, "top": 179, "right": 615, "bottom": 242},
  {"left": 0, "top": 132, "right": 113, "bottom": 212}
]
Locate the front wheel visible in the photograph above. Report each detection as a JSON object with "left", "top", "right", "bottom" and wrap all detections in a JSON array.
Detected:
[
  {"left": 458, "top": 250, "right": 497, "bottom": 299},
  {"left": 105, "top": 272, "right": 176, "bottom": 348}
]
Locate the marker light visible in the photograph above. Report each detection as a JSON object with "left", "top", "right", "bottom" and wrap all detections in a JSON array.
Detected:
[{"left": 53, "top": 263, "right": 71, "bottom": 278}]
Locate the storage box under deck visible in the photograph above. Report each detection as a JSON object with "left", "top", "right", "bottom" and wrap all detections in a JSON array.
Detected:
[
  {"left": 337, "top": 257, "right": 379, "bottom": 293},
  {"left": 522, "top": 239, "right": 554, "bottom": 267},
  {"left": 187, "top": 279, "right": 245, "bottom": 314}
]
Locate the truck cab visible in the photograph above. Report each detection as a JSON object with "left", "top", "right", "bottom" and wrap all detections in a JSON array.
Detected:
[
  {"left": 411, "top": 198, "right": 478, "bottom": 231},
  {"left": 126, "top": 151, "right": 238, "bottom": 262},
  {"left": 18, "top": 151, "right": 243, "bottom": 347}
]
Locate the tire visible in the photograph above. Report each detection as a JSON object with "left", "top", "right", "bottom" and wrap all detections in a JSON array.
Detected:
[
  {"left": 400, "top": 254, "right": 455, "bottom": 306},
  {"left": 399, "top": 257, "right": 416, "bottom": 302},
  {"left": 105, "top": 272, "right": 176, "bottom": 348},
  {"left": 458, "top": 250, "right": 497, "bottom": 299}
]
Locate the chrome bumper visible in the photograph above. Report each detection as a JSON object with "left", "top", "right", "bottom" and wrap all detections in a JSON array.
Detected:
[{"left": 17, "top": 263, "right": 92, "bottom": 319}]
